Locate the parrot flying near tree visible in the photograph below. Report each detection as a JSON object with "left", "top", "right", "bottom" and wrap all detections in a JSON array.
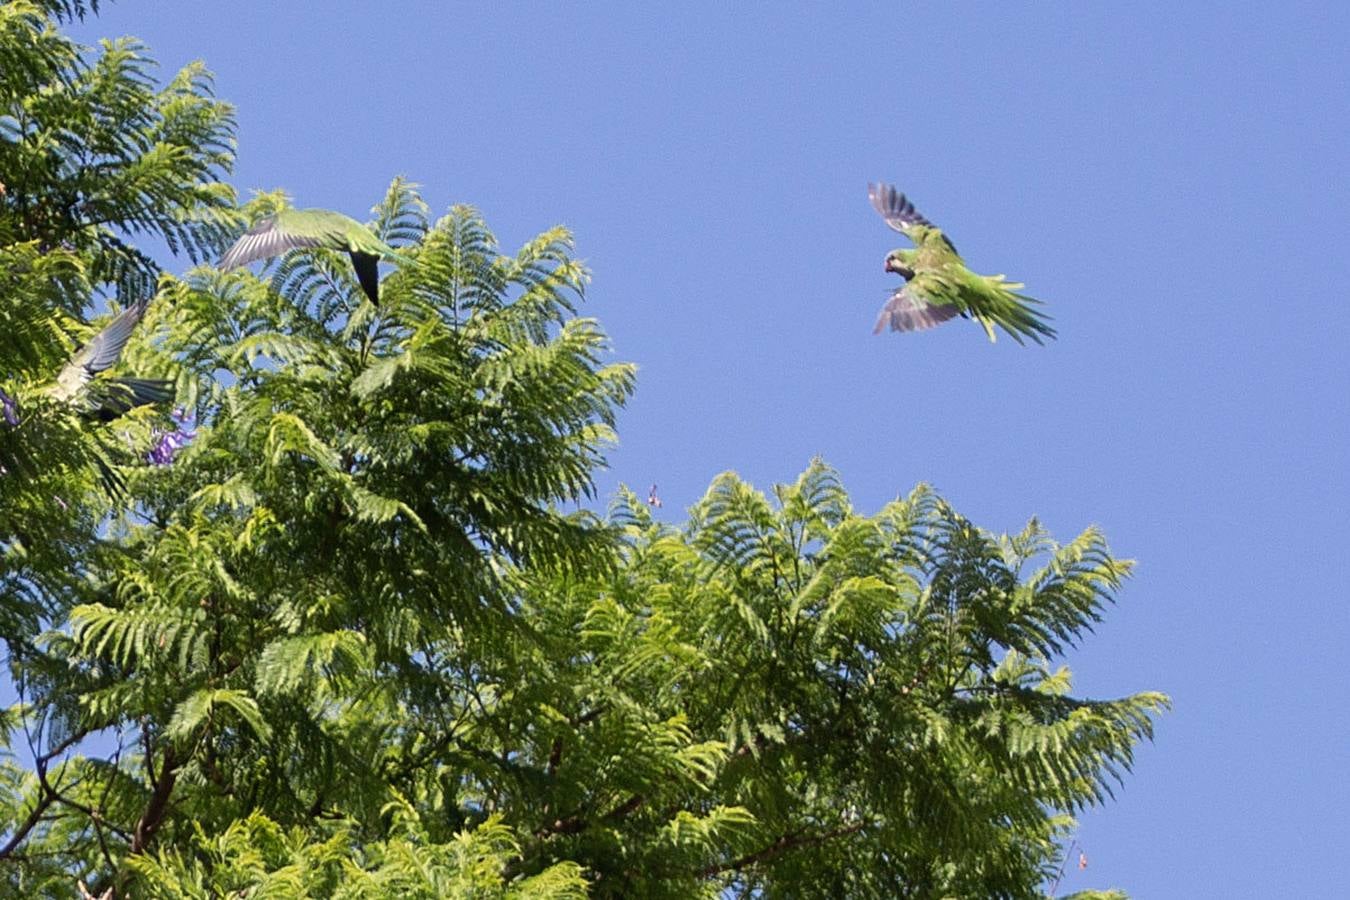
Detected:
[
  {"left": 868, "top": 182, "right": 1055, "bottom": 344},
  {"left": 219, "top": 208, "right": 402, "bottom": 305},
  {"left": 0, "top": 303, "right": 167, "bottom": 498},
  {"left": 48, "top": 300, "right": 173, "bottom": 421}
]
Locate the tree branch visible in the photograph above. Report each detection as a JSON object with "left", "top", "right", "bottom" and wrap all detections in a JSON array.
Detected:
[
  {"left": 602, "top": 793, "right": 645, "bottom": 822},
  {"left": 546, "top": 737, "right": 563, "bottom": 779},
  {"left": 535, "top": 792, "right": 646, "bottom": 839},
  {"left": 0, "top": 793, "right": 55, "bottom": 860},
  {"left": 698, "top": 821, "right": 867, "bottom": 879},
  {"left": 130, "top": 745, "right": 178, "bottom": 854},
  {"left": 0, "top": 710, "right": 99, "bottom": 861},
  {"left": 36, "top": 764, "right": 133, "bottom": 847}
]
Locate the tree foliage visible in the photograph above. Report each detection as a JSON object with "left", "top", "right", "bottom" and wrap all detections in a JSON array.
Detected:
[
  {"left": 0, "top": 6, "right": 1165, "bottom": 898},
  {"left": 0, "top": 0, "right": 236, "bottom": 663}
]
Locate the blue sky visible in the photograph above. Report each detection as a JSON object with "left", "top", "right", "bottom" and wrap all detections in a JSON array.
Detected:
[{"left": 71, "top": 2, "right": 1350, "bottom": 894}]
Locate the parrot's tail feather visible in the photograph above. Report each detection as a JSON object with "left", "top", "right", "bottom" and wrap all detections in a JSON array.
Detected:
[
  {"left": 88, "top": 378, "right": 174, "bottom": 421},
  {"left": 349, "top": 251, "right": 382, "bottom": 305},
  {"left": 114, "top": 378, "right": 174, "bottom": 406}
]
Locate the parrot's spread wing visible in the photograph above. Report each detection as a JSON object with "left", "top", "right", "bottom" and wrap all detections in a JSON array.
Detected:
[
  {"left": 869, "top": 182, "right": 937, "bottom": 234},
  {"left": 77, "top": 302, "right": 147, "bottom": 373},
  {"left": 51, "top": 302, "right": 171, "bottom": 415},
  {"left": 219, "top": 214, "right": 328, "bottom": 270},
  {"left": 873, "top": 280, "right": 962, "bottom": 335},
  {"left": 220, "top": 209, "right": 398, "bottom": 305},
  {"left": 870, "top": 182, "right": 959, "bottom": 255},
  {"left": 55, "top": 301, "right": 149, "bottom": 397}
]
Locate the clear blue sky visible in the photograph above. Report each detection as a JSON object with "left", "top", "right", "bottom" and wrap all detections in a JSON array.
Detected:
[{"left": 72, "top": 2, "right": 1350, "bottom": 894}]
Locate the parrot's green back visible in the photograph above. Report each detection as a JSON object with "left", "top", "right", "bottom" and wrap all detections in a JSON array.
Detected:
[
  {"left": 912, "top": 227, "right": 962, "bottom": 270},
  {"left": 909, "top": 229, "right": 1052, "bottom": 345},
  {"left": 221, "top": 206, "right": 405, "bottom": 304},
  {"left": 275, "top": 208, "right": 398, "bottom": 258}
]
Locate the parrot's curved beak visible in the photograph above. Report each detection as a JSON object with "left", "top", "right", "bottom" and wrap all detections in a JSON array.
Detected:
[{"left": 884, "top": 257, "right": 901, "bottom": 274}]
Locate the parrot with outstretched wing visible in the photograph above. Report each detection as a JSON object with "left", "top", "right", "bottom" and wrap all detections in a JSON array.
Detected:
[
  {"left": 220, "top": 207, "right": 403, "bottom": 305},
  {"left": 48, "top": 300, "right": 172, "bottom": 421},
  {"left": 869, "top": 182, "right": 1054, "bottom": 345},
  {"left": 1, "top": 301, "right": 171, "bottom": 495}
]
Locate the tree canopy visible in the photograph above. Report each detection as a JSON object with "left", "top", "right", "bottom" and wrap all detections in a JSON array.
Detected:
[{"left": 0, "top": 5, "right": 1166, "bottom": 898}]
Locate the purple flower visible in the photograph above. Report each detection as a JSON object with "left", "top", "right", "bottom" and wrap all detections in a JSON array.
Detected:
[
  {"left": 146, "top": 408, "right": 196, "bottom": 467},
  {"left": 0, "top": 388, "right": 18, "bottom": 428}
]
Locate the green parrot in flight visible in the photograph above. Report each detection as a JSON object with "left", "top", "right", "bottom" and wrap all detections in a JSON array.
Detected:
[
  {"left": 48, "top": 300, "right": 172, "bottom": 421},
  {"left": 219, "top": 208, "right": 402, "bottom": 305},
  {"left": 868, "top": 182, "right": 1055, "bottom": 344},
  {"left": 0, "top": 302, "right": 168, "bottom": 497}
]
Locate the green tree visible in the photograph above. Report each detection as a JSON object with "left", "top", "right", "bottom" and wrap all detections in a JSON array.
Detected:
[
  {"left": 0, "top": 6, "right": 1166, "bottom": 898},
  {"left": 0, "top": 0, "right": 236, "bottom": 660}
]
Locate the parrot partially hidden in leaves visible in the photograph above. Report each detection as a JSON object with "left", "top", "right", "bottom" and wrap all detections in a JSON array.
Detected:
[
  {"left": 868, "top": 182, "right": 1054, "bottom": 344},
  {"left": 48, "top": 300, "right": 172, "bottom": 421},
  {"left": 219, "top": 208, "right": 403, "bottom": 305},
  {"left": 1, "top": 302, "right": 167, "bottom": 497}
]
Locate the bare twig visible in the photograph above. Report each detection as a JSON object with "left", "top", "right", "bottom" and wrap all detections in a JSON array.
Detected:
[{"left": 1045, "top": 839, "right": 1078, "bottom": 897}]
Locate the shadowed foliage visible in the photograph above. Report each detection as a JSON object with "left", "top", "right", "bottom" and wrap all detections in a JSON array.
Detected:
[{"left": 1, "top": 0, "right": 236, "bottom": 663}]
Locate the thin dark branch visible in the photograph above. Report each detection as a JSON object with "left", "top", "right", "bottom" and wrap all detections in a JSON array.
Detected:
[
  {"left": 1045, "top": 839, "right": 1078, "bottom": 897},
  {"left": 536, "top": 792, "right": 647, "bottom": 839},
  {"left": 90, "top": 735, "right": 127, "bottom": 873},
  {"left": 535, "top": 813, "right": 587, "bottom": 839},
  {"left": 602, "top": 794, "right": 645, "bottom": 822},
  {"left": 546, "top": 737, "right": 563, "bottom": 779},
  {"left": 698, "top": 821, "right": 867, "bottom": 879},
  {"left": 37, "top": 728, "right": 94, "bottom": 768},
  {"left": 0, "top": 728, "right": 130, "bottom": 862},
  {"left": 0, "top": 793, "right": 55, "bottom": 860},
  {"left": 140, "top": 726, "right": 156, "bottom": 788},
  {"left": 34, "top": 742, "right": 134, "bottom": 851},
  {"left": 45, "top": 781, "right": 133, "bottom": 844}
]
